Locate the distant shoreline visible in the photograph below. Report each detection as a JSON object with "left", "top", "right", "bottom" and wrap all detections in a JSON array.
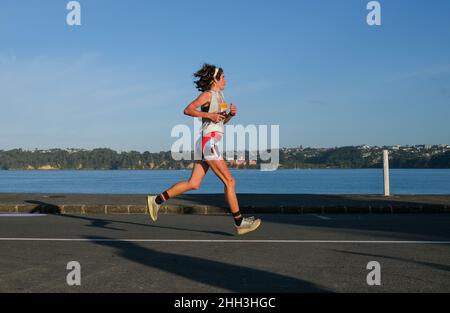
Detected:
[{"left": 1, "top": 146, "right": 450, "bottom": 170}]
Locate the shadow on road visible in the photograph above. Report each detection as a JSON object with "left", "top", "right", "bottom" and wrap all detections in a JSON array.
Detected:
[
  {"left": 25, "top": 200, "right": 234, "bottom": 237},
  {"left": 85, "top": 235, "right": 328, "bottom": 293},
  {"left": 260, "top": 214, "right": 450, "bottom": 241},
  {"left": 24, "top": 198, "right": 450, "bottom": 241},
  {"left": 333, "top": 249, "right": 450, "bottom": 273},
  {"left": 175, "top": 193, "right": 450, "bottom": 212},
  {"left": 26, "top": 200, "right": 62, "bottom": 215}
]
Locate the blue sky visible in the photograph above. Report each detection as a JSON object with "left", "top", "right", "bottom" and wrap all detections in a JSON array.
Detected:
[{"left": 0, "top": 0, "right": 449, "bottom": 152}]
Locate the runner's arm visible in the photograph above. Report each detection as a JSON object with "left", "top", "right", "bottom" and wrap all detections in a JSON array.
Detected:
[
  {"left": 183, "top": 92, "right": 225, "bottom": 123},
  {"left": 223, "top": 103, "right": 237, "bottom": 124},
  {"left": 223, "top": 114, "right": 233, "bottom": 124}
]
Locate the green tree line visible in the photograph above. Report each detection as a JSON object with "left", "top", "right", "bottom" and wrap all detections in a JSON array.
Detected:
[{"left": 0, "top": 147, "right": 449, "bottom": 170}]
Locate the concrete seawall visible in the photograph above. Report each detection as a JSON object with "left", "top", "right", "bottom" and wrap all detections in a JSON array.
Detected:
[{"left": 0, "top": 193, "right": 450, "bottom": 215}]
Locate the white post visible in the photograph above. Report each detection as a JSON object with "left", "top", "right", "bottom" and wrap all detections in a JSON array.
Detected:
[{"left": 383, "top": 150, "right": 390, "bottom": 197}]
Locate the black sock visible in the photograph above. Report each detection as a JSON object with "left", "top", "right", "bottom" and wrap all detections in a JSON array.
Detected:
[
  {"left": 233, "top": 211, "right": 243, "bottom": 226},
  {"left": 155, "top": 191, "right": 170, "bottom": 205}
]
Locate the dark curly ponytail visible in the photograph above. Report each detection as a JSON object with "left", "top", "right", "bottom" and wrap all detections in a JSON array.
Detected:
[{"left": 193, "top": 63, "right": 223, "bottom": 92}]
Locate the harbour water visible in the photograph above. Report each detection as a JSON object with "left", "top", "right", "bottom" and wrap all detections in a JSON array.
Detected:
[{"left": 0, "top": 169, "right": 449, "bottom": 195}]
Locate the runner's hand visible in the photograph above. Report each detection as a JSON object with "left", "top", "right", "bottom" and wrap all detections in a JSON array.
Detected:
[
  {"left": 208, "top": 112, "right": 226, "bottom": 123},
  {"left": 230, "top": 103, "right": 237, "bottom": 116}
]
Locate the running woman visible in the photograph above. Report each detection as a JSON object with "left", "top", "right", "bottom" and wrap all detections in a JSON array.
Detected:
[{"left": 146, "top": 63, "right": 261, "bottom": 235}]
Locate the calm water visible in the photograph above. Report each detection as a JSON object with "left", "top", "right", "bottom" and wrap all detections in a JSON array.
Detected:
[{"left": 0, "top": 169, "right": 449, "bottom": 194}]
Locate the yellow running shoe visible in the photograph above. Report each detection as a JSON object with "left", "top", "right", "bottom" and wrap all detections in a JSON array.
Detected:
[
  {"left": 146, "top": 195, "right": 160, "bottom": 222},
  {"left": 235, "top": 217, "right": 262, "bottom": 235}
]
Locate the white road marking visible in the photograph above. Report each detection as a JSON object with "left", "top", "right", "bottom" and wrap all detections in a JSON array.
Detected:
[
  {"left": 0, "top": 214, "right": 47, "bottom": 217},
  {"left": 311, "top": 214, "right": 332, "bottom": 220},
  {"left": 0, "top": 238, "right": 450, "bottom": 244}
]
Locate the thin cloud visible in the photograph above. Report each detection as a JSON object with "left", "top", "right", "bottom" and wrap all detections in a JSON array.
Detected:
[
  {"left": 386, "top": 64, "right": 450, "bottom": 82},
  {"left": 0, "top": 53, "right": 189, "bottom": 150}
]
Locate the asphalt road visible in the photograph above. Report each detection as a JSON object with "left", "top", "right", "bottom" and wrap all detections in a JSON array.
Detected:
[{"left": 0, "top": 213, "right": 450, "bottom": 293}]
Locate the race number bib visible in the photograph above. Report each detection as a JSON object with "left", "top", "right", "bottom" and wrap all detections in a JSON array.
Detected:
[{"left": 220, "top": 102, "right": 228, "bottom": 112}]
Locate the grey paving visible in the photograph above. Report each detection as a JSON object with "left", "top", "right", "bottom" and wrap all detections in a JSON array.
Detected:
[{"left": 1, "top": 193, "right": 450, "bottom": 214}]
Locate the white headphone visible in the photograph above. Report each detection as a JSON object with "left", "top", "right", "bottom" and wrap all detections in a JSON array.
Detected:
[{"left": 213, "top": 67, "right": 220, "bottom": 79}]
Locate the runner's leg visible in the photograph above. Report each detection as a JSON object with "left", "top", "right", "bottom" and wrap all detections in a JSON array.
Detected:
[
  {"left": 205, "top": 159, "right": 241, "bottom": 218},
  {"left": 147, "top": 161, "right": 209, "bottom": 222},
  {"left": 158, "top": 161, "right": 209, "bottom": 201}
]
